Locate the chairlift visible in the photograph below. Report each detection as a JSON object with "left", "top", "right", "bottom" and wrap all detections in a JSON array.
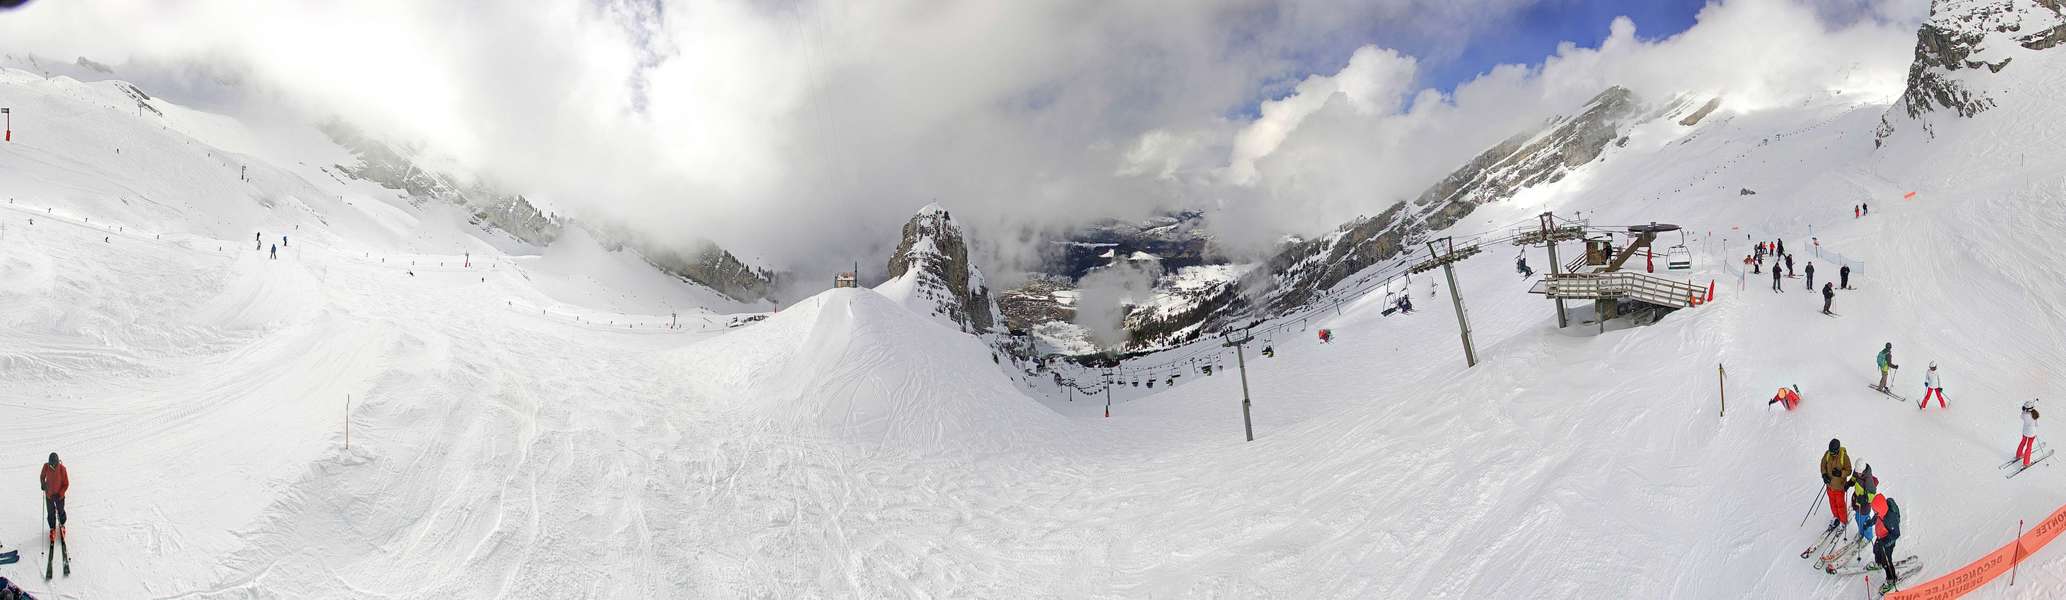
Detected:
[{"left": 1667, "top": 230, "right": 1693, "bottom": 270}]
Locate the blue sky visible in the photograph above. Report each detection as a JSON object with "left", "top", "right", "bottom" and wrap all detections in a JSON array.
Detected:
[{"left": 1423, "top": 0, "right": 1710, "bottom": 92}]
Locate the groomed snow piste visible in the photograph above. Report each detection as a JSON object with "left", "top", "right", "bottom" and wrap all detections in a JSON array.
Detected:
[{"left": 3, "top": 29, "right": 2066, "bottom": 600}]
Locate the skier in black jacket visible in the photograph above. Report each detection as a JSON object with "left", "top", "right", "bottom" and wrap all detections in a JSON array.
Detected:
[
  {"left": 1840, "top": 264, "right": 1852, "bottom": 290},
  {"left": 1772, "top": 262, "right": 1783, "bottom": 293},
  {"left": 1822, "top": 282, "right": 1836, "bottom": 315}
]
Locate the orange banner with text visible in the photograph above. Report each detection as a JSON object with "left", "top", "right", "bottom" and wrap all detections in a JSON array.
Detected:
[{"left": 1886, "top": 502, "right": 2066, "bottom": 599}]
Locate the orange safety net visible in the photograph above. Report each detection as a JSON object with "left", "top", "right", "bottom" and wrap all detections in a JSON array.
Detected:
[{"left": 1886, "top": 502, "right": 2066, "bottom": 599}]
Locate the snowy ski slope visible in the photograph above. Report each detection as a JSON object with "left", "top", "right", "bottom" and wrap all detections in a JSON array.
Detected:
[{"left": 2, "top": 44, "right": 2066, "bottom": 600}]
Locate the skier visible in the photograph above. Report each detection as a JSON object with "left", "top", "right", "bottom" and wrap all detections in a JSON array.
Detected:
[
  {"left": 1865, "top": 490, "right": 1903, "bottom": 593},
  {"left": 1919, "top": 363, "right": 1946, "bottom": 410},
  {"left": 1840, "top": 264, "right": 1853, "bottom": 290},
  {"left": 1785, "top": 254, "right": 1795, "bottom": 278},
  {"left": 1821, "top": 282, "right": 1836, "bottom": 315},
  {"left": 1875, "top": 343, "right": 1899, "bottom": 392},
  {"left": 2016, "top": 400, "right": 2041, "bottom": 467},
  {"left": 1516, "top": 255, "right": 1533, "bottom": 278},
  {"left": 1768, "top": 385, "right": 1801, "bottom": 410},
  {"left": 39, "top": 453, "right": 66, "bottom": 544},
  {"left": 1777, "top": 238, "right": 1786, "bottom": 259},
  {"left": 1854, "top": 205, "right": 1860, "bottom": 219},
  {"left": 1850, "top": 465, "right": 1879, "bottom": 550},
  {"left": 1317, "top": 329, "right": 1332, "bottom": 344},
  {"left": 1750, "top": 254, "right": 1761, "bottom": 274},
  {"left": 1805, "top": 262, "right": 1816, "bottom": 290},
  {"left": 1818, "top": 439, "right": 1852, "bottom": 530},
  {"left": 269, "top": 243, "right": 278, "bottom": 260},
  {"left": 1863, "top": 202, "right": 1870, "bottom": 216},
  {"left": 1772, "top": 262, "right": 1783, "bottom": 293}
]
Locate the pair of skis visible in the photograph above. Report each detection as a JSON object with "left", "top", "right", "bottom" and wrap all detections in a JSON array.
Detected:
[
  {"left": 43, "top": 527, "right": 68, "bottom": 580},
  {"left": 1867, "top": 384, "right": 1908, "bottom": 403},
  {"left": 2003, "top": 444, "right": 2055, "bottom": 479}
]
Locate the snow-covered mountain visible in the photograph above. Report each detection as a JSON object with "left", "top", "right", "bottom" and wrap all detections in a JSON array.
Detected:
[
  {"left": 876, "top": 203, "right": 1003, "bottom": 333},
  {"left": 1876, "top": 0, "right": 2066, "bottom": 144},
  {"left": 10, "top": 1, "right": 2066, "bottom": 597}
]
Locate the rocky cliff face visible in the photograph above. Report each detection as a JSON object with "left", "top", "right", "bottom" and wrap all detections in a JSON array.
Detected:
[
  {"left": 1255, "top": 86, "right": 1644, "bottom": 315},
  {"left": 638, "top": 242, "right": 780, "bottom": 303},
  {"left": 321, "top": 121, "right": 564, "bottom": 246},
  {"left": 323, "top": 121, "right": 781, "bottom": 303},
  {"left": 1877, "top": 0, "right": 2066, "bottom": 145},
  {"left": 881, "top": 204, "right": 1001, "bottom": 333}
]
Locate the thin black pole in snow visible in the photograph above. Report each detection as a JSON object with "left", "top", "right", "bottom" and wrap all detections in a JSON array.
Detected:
[{"left": 1799, "top": 485, "right": 1822, "bottom": 528}]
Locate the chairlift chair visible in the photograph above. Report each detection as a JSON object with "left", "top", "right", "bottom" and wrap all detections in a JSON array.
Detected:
[{"left": 1667, "top": 230, "right": 1693, "bottom": 270}]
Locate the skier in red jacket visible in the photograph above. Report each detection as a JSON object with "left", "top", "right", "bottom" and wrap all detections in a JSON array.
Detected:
[{"left": 39, "top": 453, "right": 67, "bottom": 541}]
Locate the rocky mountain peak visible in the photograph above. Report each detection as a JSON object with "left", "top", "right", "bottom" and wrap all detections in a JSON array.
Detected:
[
  {"left": 1876, "top": 0, "right": 2066, "bottom": 145},
  {"left": 880, "top": 205, "right": 1001, "bottom": 333}
]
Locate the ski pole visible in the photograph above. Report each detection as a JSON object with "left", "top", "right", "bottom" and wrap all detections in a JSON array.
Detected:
[
  {"left": 1800, "top": 485, "right": 1823, "bottom": 528},
  {"left": 2012, "top": 518, "right": 2024, "bottom": 586}
]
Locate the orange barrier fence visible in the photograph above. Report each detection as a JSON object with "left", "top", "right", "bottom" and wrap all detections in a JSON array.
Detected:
[{"left": 1887, "top": 502, "right": 2066, "bottom": 599}]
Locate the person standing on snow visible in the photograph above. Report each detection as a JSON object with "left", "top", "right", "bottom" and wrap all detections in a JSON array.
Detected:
[
  {"left": 255, "top": 231, "right": 263, "bottom": 251},
  {"left": 269, "top": 243, "right": 278, "bottom": 260},
  {"left": 1819, "top": 439, "right": 1852, "bottom": 531},
  {"left": 1875, "top": 343, "right": 1899, "bottom": 391},
  {"left": 1785, "top": 254, "right": 1795, "bottom": 278},
  {"left": 2016, "top": 400, "right": 2041, "bottom": 467},
  {"left": 1822, "top": 282, "right": 1836, "bottom": 315},
  {"left": 1777, "top": 238, "right": 1786, "bottom": 259},
  {"left": 1772, "top": 262, "right": 1783, "bottom": 292},
  {"left": 1919, "top": 363, "right": 1946, "bottom": 410},
  {"left": 1805, "top": 262, "right": 1816, "bottom": 290},
  {"left": 39, "top": 453, "right": 67, "bottom": 542},
  {"left": 1850, "top": 465, "right": 1879, "bottom": 549},
  {"left": 1865, "top": 490, "right": 1903, "bottom": 593},
  {"left": 1840, "top": 264, "right": 1853, "bottom": 290}
]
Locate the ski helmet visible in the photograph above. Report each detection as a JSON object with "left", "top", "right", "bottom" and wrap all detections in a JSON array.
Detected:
[
  {"left": 1828, "top": 438, "right": 1841, "bottom": 452},
  {"left": 1929, "top": 362, "right": 1937, "bottom": 369}
]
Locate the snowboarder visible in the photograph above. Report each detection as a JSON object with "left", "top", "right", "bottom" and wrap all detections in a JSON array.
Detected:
[
  {"left": 1804, "top": 262, "right": 1815, "bottom": 290},
  {"left": 39, "top": 453, "right": 66, "bottom": 542},
  {"left": 1769, "top": 385, "right": 1801, "bottom": 410},
  {"left": 2016, "top": 400, "right": 2041, "bottom": 467},
  {"left": 1317, "top": 329, "right": 1332, "bottom": 344},
  {"left": 1840, "top": 264, "right": 1853, "bottom": 290},
  {"left": 269, "top": 243, "right": 278, "bottom": 260},
  {"left": 1821, "top": 282, "right": 1835, "bottom": 315},
  {"left": 1819, "top": 439, "right": 1852, "bottom": 530},
  {"left": 1772, "top": 263, "right": 1783, "bottom": 292},
  {"left": 1866, "top": 491, "right": 1902, "bottom": 593},
  {"left": 1919, "top": 363, "right": 1945, "bottom": 410},
  {"left": 1875, "top": 343, "right": 1899, "bottom": 391}
]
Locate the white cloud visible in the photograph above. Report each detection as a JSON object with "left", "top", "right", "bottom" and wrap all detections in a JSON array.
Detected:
[{"left": 0, "top": 0, "right": 1923, "bottom": 280}]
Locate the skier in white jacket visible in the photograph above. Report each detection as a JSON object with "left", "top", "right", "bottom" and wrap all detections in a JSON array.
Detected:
[
  {"left": 2016, "top": 400, "right": 2041, "bottom": 467},
  {"left": 1919, "top": 363, "right": 1946, "bottom": 410}
]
